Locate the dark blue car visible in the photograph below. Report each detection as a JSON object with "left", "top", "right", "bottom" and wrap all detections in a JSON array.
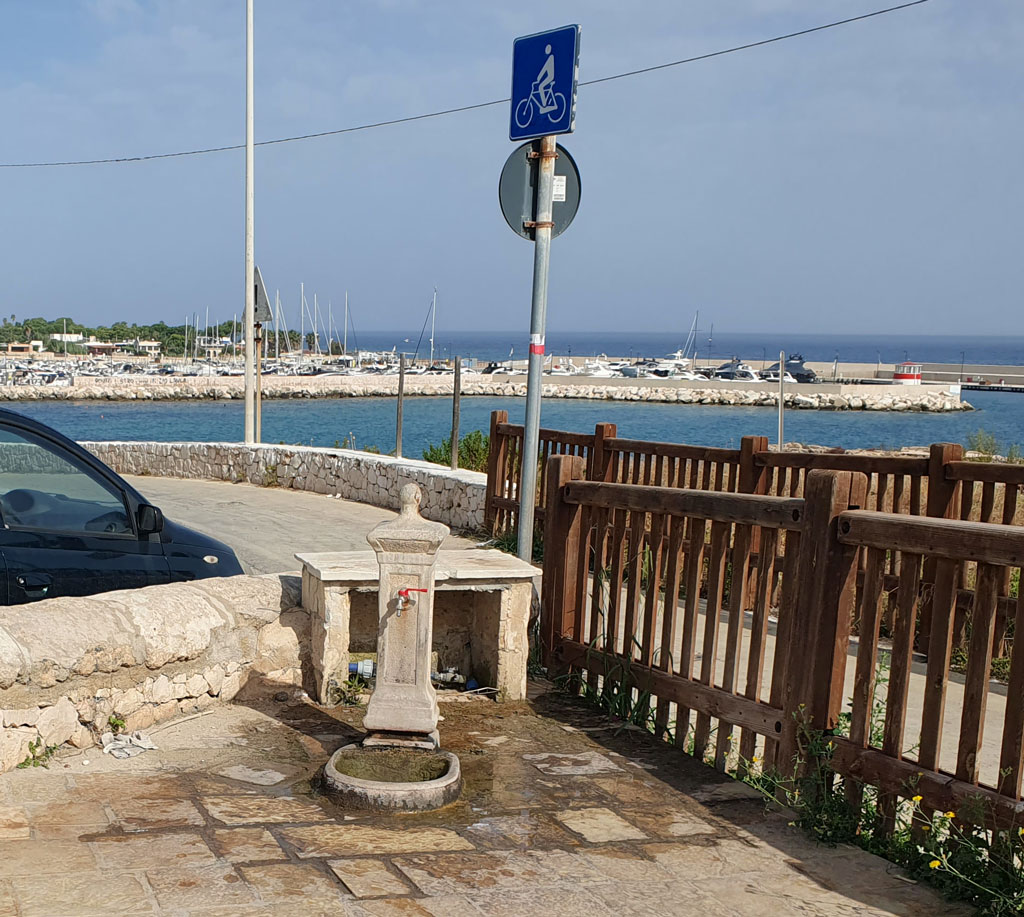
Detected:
[{"left": 0, "top": 407, "right": 243, "bottom": 604}]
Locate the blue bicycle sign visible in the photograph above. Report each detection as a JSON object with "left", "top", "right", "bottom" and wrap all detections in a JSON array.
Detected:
[{"left": 509, "top": 25, "right": 580, "bottom": 142}]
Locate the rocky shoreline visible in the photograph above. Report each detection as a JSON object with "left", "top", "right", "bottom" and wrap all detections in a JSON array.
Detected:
[{"left": 0, "top": 375, "right": 971, "bottom": 412}]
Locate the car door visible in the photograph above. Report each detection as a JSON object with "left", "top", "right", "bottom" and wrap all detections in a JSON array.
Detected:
[{"left": 0, "top": 423, "right": 170, "bottom": 604}]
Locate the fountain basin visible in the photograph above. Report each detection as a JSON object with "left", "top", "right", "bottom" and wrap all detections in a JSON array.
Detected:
[{"left": 323, "top": 744, "right": 461, "bottom": 811}]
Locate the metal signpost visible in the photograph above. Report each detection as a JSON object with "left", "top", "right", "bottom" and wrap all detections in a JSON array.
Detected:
[
  {"left": 778, "top": 351, "right": 786, "bottom": 449},
  {"left": 503, "top": 24, "right": 580, "bottom": 562}
]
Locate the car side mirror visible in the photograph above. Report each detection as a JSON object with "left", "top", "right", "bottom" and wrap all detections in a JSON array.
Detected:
[{"left": 137, "top": 503, "right": 164, "bottom": 535}]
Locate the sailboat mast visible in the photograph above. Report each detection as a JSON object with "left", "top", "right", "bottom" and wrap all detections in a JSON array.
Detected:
[
  {"left": 274, "top": 291, "right": 281, "bottom": 357},
  {"left": 300, "top": 283, "right": 305, "bottom": 357},
  {"left": 429, "top": 287, "right": 436, "bottom": 366},
  {"left": 313, "top": 294, "right": 319, "bottom": 356},
  {"left": 343, "top": 291, "right": 348, "bottom": 357}
]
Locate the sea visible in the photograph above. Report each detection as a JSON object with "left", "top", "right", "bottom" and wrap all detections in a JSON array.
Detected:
[
  {"left": 330, "top": 330, "right": 1024, "bottom": 368},
  {"left": 7, "top": 333, "right": 1024, "bottom": 459}
]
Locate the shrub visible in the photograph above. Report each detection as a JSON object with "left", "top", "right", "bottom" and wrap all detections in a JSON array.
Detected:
[{"left": 423, "top": 430, "right": 489, "bottom": 473}]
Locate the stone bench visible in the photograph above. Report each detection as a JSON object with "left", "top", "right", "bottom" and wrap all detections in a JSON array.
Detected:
[{"left": 296, "top": 549, "right": 540, "bottom": 705}]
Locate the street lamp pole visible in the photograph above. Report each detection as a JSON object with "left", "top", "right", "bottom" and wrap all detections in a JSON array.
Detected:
[{"left": 243, "top": 0, "right": 256, "bottom": 443}]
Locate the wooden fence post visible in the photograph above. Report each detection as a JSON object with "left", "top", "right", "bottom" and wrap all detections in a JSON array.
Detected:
[
  {"left": 484, "top": 410, "right": 509, "bottom": 536},
  {"left": 540, "top": 454, "right": 586, "bottom": 667},
  {"left": 918, "top": 442, "right": 963, "bottom": 646},
  {"left": 738, "top": 435, "right": 770, "bottom": 495},
  {"left": 740, "top": 436, "right": 770, "bottom": 609},
  {"left": 779, "top": 469, "right": 868, "bottom": 771},
  {"left": 589, "top": 422, "right": 617, "bottom": 482}
]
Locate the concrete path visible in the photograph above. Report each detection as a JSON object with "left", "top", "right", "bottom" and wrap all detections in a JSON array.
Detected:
[
  {"left": 0, "top": 683, "right": 969, "bottom": 916},
  {"left": 123, "top": 476, "right": 479, "bottom": 575}
]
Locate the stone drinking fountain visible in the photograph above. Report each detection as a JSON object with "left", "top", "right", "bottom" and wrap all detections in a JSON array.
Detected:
[{"left": 323, "top": 484, "right": 462, "bottom": 810}]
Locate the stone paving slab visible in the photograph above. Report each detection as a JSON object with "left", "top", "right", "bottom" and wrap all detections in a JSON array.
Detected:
[{"left": 0, "top": 686, "right": 977, "bottom": 916}]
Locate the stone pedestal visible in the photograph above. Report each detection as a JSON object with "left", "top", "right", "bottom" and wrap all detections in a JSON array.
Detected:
[
  {"left": 299, "top": 550, "right": 540, "bottom": 706},
  {"left": 361, "top": 484, "right": 449, "bottom": 747}
]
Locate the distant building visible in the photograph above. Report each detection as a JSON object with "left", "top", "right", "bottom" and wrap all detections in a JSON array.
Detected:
[
  {"left": 122, "top": 338, "right": 162, "bottom": 356},
  {"left": 86, "top": 342, "right": 117, "bottom": 357},
  {"left": 4, "top": 341, "right": 45, "bottom": 355},
  {"left": 50, "top": 332, "right": 85, "bottom": 344},
  {"left": 195, "top": 335, "right": 224, "bottom": 358}
]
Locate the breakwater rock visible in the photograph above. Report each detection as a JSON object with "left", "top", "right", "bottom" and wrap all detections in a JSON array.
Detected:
[{"left": 0, "top": 375, "right": 970, "bottom": 412}]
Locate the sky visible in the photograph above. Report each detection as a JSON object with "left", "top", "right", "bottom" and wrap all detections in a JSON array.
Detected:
[{"left": 1, "top": 0, "right": 1022, "bottom": 338}]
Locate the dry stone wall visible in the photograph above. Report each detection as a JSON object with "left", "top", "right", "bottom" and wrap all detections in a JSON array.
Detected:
[
  {"left": 83, "top": 441, "right": 487, "bottom": 531},
  {"left": 0, "top": 574, "right": 307, "bottom": 773}
]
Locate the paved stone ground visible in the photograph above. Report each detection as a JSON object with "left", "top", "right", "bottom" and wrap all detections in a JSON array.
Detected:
[
  {"left": 0, "top": 682, "right": 973, "bottom": 917},
  {"left": 122, "top": 475, "right": 478, "bottom": 575}
]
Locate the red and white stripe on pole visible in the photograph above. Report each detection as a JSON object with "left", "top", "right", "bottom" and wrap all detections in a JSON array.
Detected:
[{"left": 529, "top": 333, "right": 545, "bottom": 355}]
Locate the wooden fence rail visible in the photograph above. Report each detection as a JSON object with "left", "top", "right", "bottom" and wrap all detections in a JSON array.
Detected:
[
  {"left": 540, "top": 456, "right": 1024, "bottom": 841},
  {"left": 485, "top": 409, "right": 1024, "bottom": 534},
  {"left": 489, "top": 410, "right": 1024, "bottom": 651}
]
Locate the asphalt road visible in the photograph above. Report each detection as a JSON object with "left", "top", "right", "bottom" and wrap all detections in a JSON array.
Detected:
[{"left": 123, "top": 475, "right": 478, "bottom": 575}]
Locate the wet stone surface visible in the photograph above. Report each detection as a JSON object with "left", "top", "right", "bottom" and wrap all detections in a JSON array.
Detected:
[
  {"left": 0, "top": 685, "right": 974, "bottom": 916},
  {"left": 331, "top": 747, "right": 451, "bottom": 783}
]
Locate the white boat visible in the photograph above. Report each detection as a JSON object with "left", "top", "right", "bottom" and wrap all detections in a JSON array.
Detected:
[
  {"left": 580, "top": 359, "right": 619, "bottom": 378},
  {"left": 761, "top": 370, "right": 798, "bottom": 384},
  {"left": 713, "top": 359, "right": 762, "bottom": 382},
  {"left": 618, "top": 364, "right": 648, "bottom": 378}
]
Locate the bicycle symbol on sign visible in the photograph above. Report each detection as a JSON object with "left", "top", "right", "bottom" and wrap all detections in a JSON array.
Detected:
[{"left": 514, "top": 43, "right": 567, "bottom": 129}]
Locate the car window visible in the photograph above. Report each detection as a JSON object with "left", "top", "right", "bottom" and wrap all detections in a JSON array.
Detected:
[{"left": 0, "top": 426, "right": 133, "bottom": 535}]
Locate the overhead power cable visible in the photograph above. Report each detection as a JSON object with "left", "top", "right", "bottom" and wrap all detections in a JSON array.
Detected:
[{"left": 0, "top": 0, "right": 932, "bottom": 169}]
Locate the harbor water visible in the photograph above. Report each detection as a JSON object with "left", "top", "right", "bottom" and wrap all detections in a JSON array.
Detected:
[{"left": 10, "top": 388, "right": 1024, "bottom": 459}]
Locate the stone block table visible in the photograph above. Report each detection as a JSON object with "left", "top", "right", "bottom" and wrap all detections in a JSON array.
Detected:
[{"left": 296, "top": 549, "right": 540, "bottom": 705}]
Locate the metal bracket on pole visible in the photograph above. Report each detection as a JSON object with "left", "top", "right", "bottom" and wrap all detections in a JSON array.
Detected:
[{"left": 523, "top": 221, "right": 554, "bottom": 230}]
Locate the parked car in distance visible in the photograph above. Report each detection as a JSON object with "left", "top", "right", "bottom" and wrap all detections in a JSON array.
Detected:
[{"left": 0, "top": 408, "right": 243, "bottom": 605}]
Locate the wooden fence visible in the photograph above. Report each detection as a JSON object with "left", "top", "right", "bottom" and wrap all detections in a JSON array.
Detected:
[
  {"left": 487, "top": 410, "right": 1024, "bottom": 652},
  {"left": 541, "top": 457, "right": 1024, "bottom": 837}
]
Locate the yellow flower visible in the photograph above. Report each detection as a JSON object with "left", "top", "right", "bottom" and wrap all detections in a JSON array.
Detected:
[
  {"left": 912, "top": 795, "right": 923, "bottom": 803},
  {"left": 944, "top": 811, "right": 955, "bottom": 819},
  {"left": 929, "top": 859, "right": 941, "bottom": 869},
  {"left": 921, "top": 825, "right": 931, "bottom": 832},
  {"left": 1019, "top": 827, "right": 1024, "bottom": 837}
]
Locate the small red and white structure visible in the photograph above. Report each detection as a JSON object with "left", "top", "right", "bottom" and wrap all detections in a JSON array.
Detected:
[{"left": 893, "top": 361, "right": 923, "bottom": 385}]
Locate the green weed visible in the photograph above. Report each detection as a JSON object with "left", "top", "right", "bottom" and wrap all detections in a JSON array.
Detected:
[
  {"left": 493, "top": 527, "right": 543, "bottom": 564},
  {"left": 326, "top": 676, "right": 367, "bottom": 707},
  {"left": 17, "top": 738, "right": 58, "bottom": 769},
  {"left": 739, "top": 666, "right": 1024, "bottom": 915},
  {"left": 966, "top": 429, "right": 1024, "bottom": 464}
]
